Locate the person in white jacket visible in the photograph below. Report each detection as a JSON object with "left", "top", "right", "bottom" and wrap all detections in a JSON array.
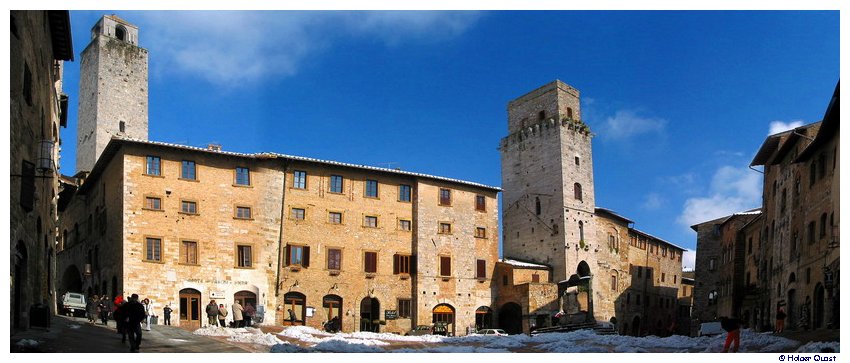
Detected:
[
  {"left": 232, "top": 301, "right": 244, "bottom": 328},
  {"left": 142, "top": 298, "right": 153, "bottom": 331}
]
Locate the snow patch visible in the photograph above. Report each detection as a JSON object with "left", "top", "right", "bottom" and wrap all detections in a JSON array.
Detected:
[
  {"left": 15, "top": 339, "right": 40, "bottom": 347},
  {"left": 796, "top": 341, "right": 840, "bottom": 353}
]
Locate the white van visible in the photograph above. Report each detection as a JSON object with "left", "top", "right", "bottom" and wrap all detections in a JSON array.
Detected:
[{"left": 60, "top": 292, "right": 87, "bottom": 317}]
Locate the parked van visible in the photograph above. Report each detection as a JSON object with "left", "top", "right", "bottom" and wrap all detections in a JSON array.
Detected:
[{"left": 60, "top": 292, "right": 87, "bottom": 317}]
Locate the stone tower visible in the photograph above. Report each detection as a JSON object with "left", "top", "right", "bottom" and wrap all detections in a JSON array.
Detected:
[
  {"left": 499, "top": 80, "right": 597, "bottom": 284},
  {"left": 76, "top": 15, "right": 148, "bottom": 172}
]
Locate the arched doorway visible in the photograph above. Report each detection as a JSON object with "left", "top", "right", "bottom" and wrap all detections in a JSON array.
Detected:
[
  {"left": 60, "top": 265, "right": 83, "bottom": 294},
  {"left": 631, "top": 315, "right": 641, "bottom": 336},
  {"left": 432, "top": 304, "right": 456, "bottom": 336},
  {"left": 360, "top": 297, "right": 380, "bottom": 332},
  {"left": 323, "top": 295, "right": 343, "bottom": 331},
  {"left": 498, "top": 302, "right": 523, "bottom": 335},
  {"left": 235, "top": 291, "right": 257, "bottom": 309},
  {"left": 13, "top": 241, "right": 28, "bottom": 329},
  {"left": 284, "top": 292, "right": 306, "bottom": 326},
  {"left": 575, "top": 261, "right": 592, "bottom": 315},
  {"left": 179, "top": 288, "right": 201, "bottom": 329},
  {"left": 813, "top": 284, "right": 825, "bottom": 329},
  {"left": 787, "top": 289, "right": 797, "bottom": 330},
  {"left": 475, "top": 306, "right": 493, "bottom": 330}
]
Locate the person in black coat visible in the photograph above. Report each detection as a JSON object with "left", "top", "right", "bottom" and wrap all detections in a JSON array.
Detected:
[{"left": 122, "top": 294, "right": 147, "bottom": 352}]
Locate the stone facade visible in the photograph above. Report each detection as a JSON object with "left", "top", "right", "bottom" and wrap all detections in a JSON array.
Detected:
[
  {"left": 498, "top": 81, "right": 684, "bottom": 336},
  {"left": 76, "top": 15, "right": 148, "bottom": 173},
  {"left": 10, "top": 10, "right": 73, "bottom": 330},
  {"left": 693, "top": 85, "right": 839, "bottom": 335},
  {"left": 59, "top": 142, "right": 283, "bottom": 327}
]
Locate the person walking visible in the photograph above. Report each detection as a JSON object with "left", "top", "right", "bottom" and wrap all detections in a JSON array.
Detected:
[
  {"left": 243, "top": 303, "right": 255, "bottom": 328},
  {"left": 232, "top": 300, "right": 244, "bottom": 328},
  {"left": 86, "top": 295, "right": 99, "bottom": 323},
  {"left": 124, "top": 294, "right": 147, "bottom": 352},
  {"left": 775, "top": 307, "right": 787, "bottom": 333},
  {"left": 163, "top": 305, "right": 173, "bottom": 326},
  {"left": 206, "top": 300, "right": 219, "bottom": 327},
  {"left": 142, "top": 298, "right": 153, "bottom": 331},
  {"left": 98, "top": 296, "right": 111, "bottom": 325},
  {"left": 218, "top": 303, "right": 228, "bottom": 328},
  {"left": 113, "top": 296, "right": 127, "bottom": 343},
  {"left": 721, "top": 316, "right": 742, "bottom": 353}
]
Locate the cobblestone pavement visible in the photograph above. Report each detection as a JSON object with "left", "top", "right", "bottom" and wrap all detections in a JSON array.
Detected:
[{"left": 11, "top": 315, "right": 251, "bottom": 353}]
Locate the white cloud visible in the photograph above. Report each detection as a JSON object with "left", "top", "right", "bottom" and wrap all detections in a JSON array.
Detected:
[
  {"left": 641, "top": 193, "right": 663, "bottom": 210},
  {"left": 682, "top": 249, "right": 696, "bottom": 270},
  {"left": 134, "top": 11, "right": 481, "bottom": 86},
  {"left": 768, "top": 120, "right": 805, "bottom": 135},
  {"left": 598, "top": 110, "right": 666, "bottom": 140},
  {"left": 677, "top": 166, "right": 762, "bottom": 228}
]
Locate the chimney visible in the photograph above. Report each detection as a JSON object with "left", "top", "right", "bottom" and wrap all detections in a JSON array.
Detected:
[{"left": 207, "top": 143, "right": 222, "bottom": 152}]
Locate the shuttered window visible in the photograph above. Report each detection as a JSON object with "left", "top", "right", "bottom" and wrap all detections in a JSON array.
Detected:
[
  {"left": 364, "top": 252, "right": 378, "bottom": 273},
  {"left": 327, "top": 248, "right": 341, "bottom": 270},
  {"left": 181, "top": 240, "right": 198, "bottom": 264},
  {"left": 393, "top": 254, "right": 411, "bottom": 274},
  {"left": 476, "top": 259, "right": 486, "bottom": 279},
  {"left": 285, "top": 245, "right": 310, "bottom": 267},
  {"left": 439, "top": 256, "right": 451, "bottom": 276}
]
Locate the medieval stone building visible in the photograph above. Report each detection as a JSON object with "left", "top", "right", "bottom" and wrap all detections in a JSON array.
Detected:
[
  {"left": 10, "top": 10, "right": 74, "bottom": 330},
  {"left": 497, "top": 81, "right": 685, "bottom": 335},
  {"left": 693, "top": 83, "right": 839, "bottom": 334},
  {"left": 57, "top": 15, "right": 499, "bottom": 334}
]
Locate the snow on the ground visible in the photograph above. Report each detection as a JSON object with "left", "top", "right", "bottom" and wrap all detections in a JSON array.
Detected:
[
  {"left": 15, "top": 339, "right": 40, "bottom": 347},
  {"left": 68, "top": 324, "right": 81, "bottom": 329},
  {"left": 196, "top": 324, "right": 822, "bottom": 353},
  {"left": 795, "top": 341, "right": 840, "bottom": 353},
  {"left": 193, "top": 326, "right": 284, "bottom": 346}
]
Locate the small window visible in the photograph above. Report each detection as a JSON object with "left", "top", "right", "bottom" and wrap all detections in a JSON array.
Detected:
[
  {"left": 364, "top": 216, "right": 378, "bottom": 228},
  {"left": 475, "top": 227, "right": 487, "bottom": 238},
  {"left": 237, "top": 245, "right": 253, "bottom": 268},
  {"left": 181, "top": 160, "right": 196, "bottom": 180},
  {"left": 398, "top": 299, "right": 412, "bottom": 318},
  {"left": 180, "top": 200, "right": 197, "bottom": 214},
  {"left": 611, "top": 275, "right": 617, "bottom": 291},
  {"left": 476, "top": 259, "right": 486, "bottom": 279},
  {"left": 291, "top": 208, "right": 305, "bottom": 220},
  {"left": 574, "top": 183, "right": 582, "bottom": 201},
  {"left": 365, "top": 180, "right": 379, "bottom": 198},
  {"left": 235, "top": 206, "right": 252, "bottom": 219},
  {"left": 329, "top": 212, "right": 343, "bottom": 225},
  {"left": 293, "top": 170, "right": 307, "bottom": 189},
  {"left": 23, "top": 63, "right": 32, "bottom": 106},
  {"left": 567, "top": 107, "right": 574, "bottom": 120},
  {"left": 538, "top": 110, "right": 546, "bottom": 120},
  {"left": 399, "top": 220, "right": 411, "bottom": 231},
  {"left": 439, "top": 188, "right": 452, "bottom": 206},
  {"left": 329, "top": 175, "right": 343, "bottom": 193},
  {"left": 145, "top": 197, "right": 162, "bottom": 210},
  {"left": 475, "top": 195, "right": 486, "bottom": 211},
  {"left": 575, "top": 156, "right": 580, "bottom": 166},
  {"left": 661, "top": 273, "right": 666, "bottom": 282},
  {"left": 146, "top": 156, "right": 161, "bottom": 176},
  {"left": 119, "top": 121, "right": 126, "bottom": 133},
  {"left": 439, "top": 222, "right": 452, "bottom": 234},
  {"left": 439, "top": 256, "right": 451, "bottom": 277},
  {"left": 327, "top": 248, "right": 341, "bottom": 270},
  {"left": 235, "top": 167, "right": 251, "bottom": 186},
  {"left": 115, "top": 25, "right": 126, "bottom": 41},
  {"left": 808, "top": 221, "right": 816, "bottom": 244},
  {"left": 181, "top": 240, "right": 198, "bottom": 265},
  {"left": 674, "top": 275, "right": 677, "bottom": 284},
  {"left": 535, "top": 197, "right": 541, "bottom": 215},
  {"left": 145, "top": 237, "right": 162, "bottom": 262},
  {"left": 399, "top": 184, "right": 412, "bottom": 202},
  {"left": 364, "top": 251, "right": 378, "bottom": 273},
  {"left": 820, "top": 213, "right": 828, "bottom": 238},
  {"left": 394, "top": 254, "right": 411, "bottom": 274},
  {"left": 532, "top": 274, "right": 540, "bottom": 283},
  {"left": 286, "top": 245, "right": 309, "bottom": 266},
  {"left": 709, "top": 258, "right": 716, "bottom": 271}
]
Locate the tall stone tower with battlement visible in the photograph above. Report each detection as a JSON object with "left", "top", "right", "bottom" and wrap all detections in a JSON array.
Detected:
[
  {"left": 499, "top": 80, "right": 597, "bottom": 284},
  {"left": 76, "top": 15, "right": 148, "bottom": 173}
]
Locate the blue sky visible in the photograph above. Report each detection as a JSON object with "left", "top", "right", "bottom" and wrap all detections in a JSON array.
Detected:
[{"left": 59, "top": 11, "right": 839, "bottom": 268}]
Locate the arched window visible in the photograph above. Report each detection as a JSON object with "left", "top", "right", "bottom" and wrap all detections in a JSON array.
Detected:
[
  {"left": 574, "top": 183, "right": 583, "bottom": 201},
  {"left": 535, "top": 197, "right": 541, "bottom": 215},
  {"left": 115, "top": 25, "right": 127, "bottom": 41},
  {"left": 567, "top": 107, "right": 573, "bottom": 120}
]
